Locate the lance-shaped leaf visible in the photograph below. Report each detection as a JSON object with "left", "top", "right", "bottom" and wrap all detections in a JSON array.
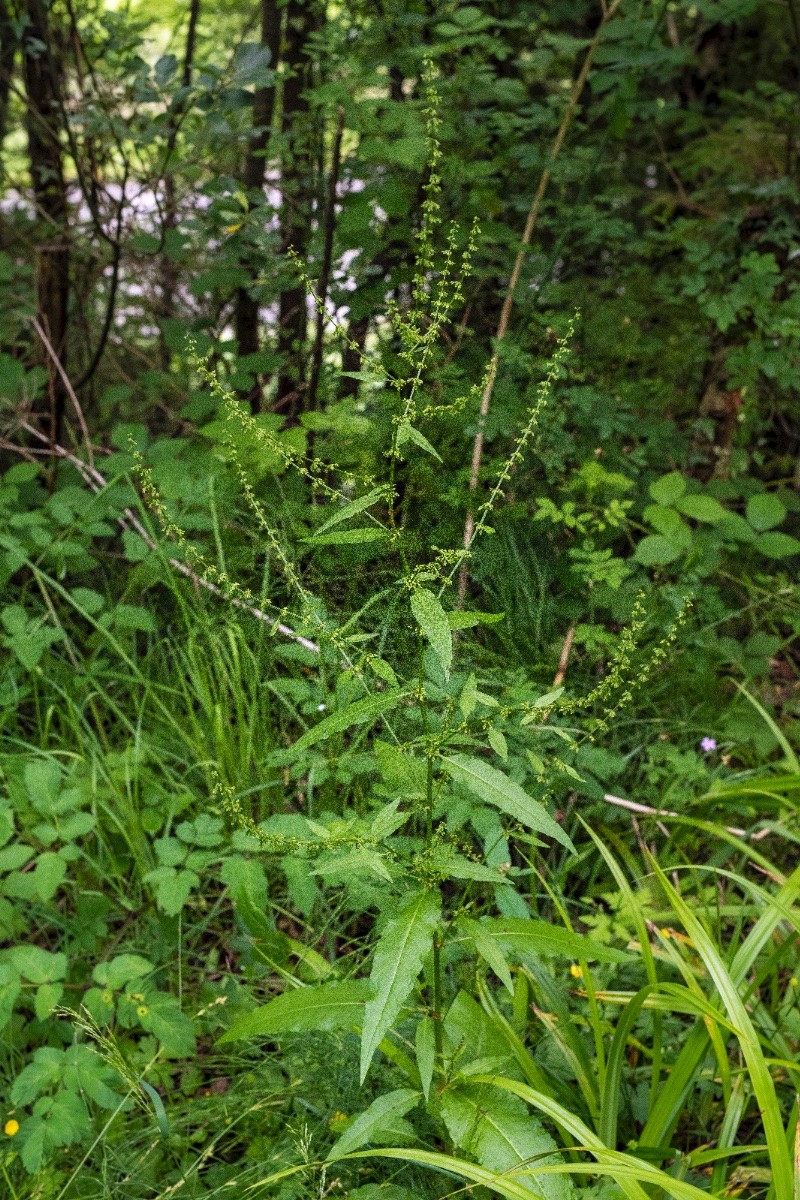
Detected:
[
  {"left": 328, "top": 1088, "right": 420, "bottom": 1161},
  {"left": 303, "top": 527, "right": 387, "bottom": 546},
  {"left": 361, "top": 890, "right": 441, "bottom": 1082},
  {"left": 314, "top": 486, "right": 387, "bottom": 536},
  {"left": 293, "top": 690, "right": 406, "bottom": 752},
  {"left": 480, "top": 918, "right": 632, "bottom": 964},
  {"left": 442, "top": 755, "right": 574, "bottom": 852},
  {"left": 460, "top": 917, "right": 514, "bottom": 995},
  {"left": 217, "top": 980, "right": 368, "bottom": 1043},
  {"left": 411, "top": 588, "right": 452, "bottom": 678}
]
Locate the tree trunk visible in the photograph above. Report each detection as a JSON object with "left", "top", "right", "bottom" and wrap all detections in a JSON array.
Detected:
[
  {"left": 274, "top": 0, "right": 318, "bottom": 422},
  {"left": 23, "top": 0, "right": 70, "bottom": 447},
  {"left": 157, "top": 0, "right": 201, "bottom": 365},
  {"left": 234, "top": 0, "right": 280, "bottom": 413}
]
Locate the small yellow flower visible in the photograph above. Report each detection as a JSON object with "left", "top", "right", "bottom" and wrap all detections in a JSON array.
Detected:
[
  {"left": 328, "top": 1110, "right": 348, "bottom": 1129},
  {"left": 101, "top": 991, "right": 113, "bottom": 1004},
  {"left": 137, "top": 1005, "right": 149, "bottom": 1018},
  {"left": 569, "top": 964, "right": 583, "bottom": 979},
  {"left": 4, "top": 1119, "right": 19, "bottom": 1137},
  {"left": 791, "top": 978, "right": 799, "bottom": 988}
]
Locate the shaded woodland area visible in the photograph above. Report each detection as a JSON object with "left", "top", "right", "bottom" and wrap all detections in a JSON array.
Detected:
[{"left": 0, "top": 1, "right": 799, "bottom": 1196}]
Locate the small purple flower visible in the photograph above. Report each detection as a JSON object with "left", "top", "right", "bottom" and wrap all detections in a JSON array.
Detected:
[{"left": 700, "top": 737, "right": 717, "bottom": 754}]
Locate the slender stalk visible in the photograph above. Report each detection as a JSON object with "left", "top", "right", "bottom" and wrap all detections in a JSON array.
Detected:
[{"left": 457, "top": 0, "right": 622, "bottom": 605}]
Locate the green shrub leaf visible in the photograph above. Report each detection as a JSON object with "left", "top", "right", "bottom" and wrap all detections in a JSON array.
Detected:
[
  {"left": 293, "top": 690, "right": 406, "bottom": 751},
  {"left": 746, "top": 492, "right": 786, "bottom": 531}
]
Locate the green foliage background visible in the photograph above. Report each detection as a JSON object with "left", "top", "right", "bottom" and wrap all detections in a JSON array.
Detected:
[{"left": 0, "top": 0, "right": 799, "bottom": 1196}]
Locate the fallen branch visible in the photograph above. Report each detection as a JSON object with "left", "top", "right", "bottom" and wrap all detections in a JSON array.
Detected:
[{"left": 602, "top": 790, "right": 772, "bottom": 841}]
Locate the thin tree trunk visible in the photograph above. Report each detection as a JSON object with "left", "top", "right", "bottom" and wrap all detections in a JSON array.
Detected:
[
  {"left": 306, "top": 105, "right": 344, "bottom": 412},
  {"left": 23, "top": 0, "right": 70, "bottom": 447},
  {"left": 0, "top": 0, "right": 18, "bottom": 255},
  {"left": 0, "top": 0, "right": 16, "bottom": 152},
  {"left": 274, "top": 0, "right": 318, "bottom": 422},
  {"left": 158, "top": 0, "right": 201, "bottom": 363},
  {"left": 234, "top": 0, "right": 280, "bottom": 413}
]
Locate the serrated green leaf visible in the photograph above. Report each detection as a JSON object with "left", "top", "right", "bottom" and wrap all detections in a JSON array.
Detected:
[
  {"left": 9, "top": 946, "right": 67, "bottom": 983},
  {"left": 460, "top": 673, "right": 478, "bottom": 719},
  {"left": 448, "top": 610, "right": 505, "bottom": 629},
  {"left": 293, "top": 690, "right": 406, "bottom": 751},
  {"left": 441, "top": 755, "right": 574, "bottom": 852},
  {"left": 304, "top": 527, "right": 387, "bottom": 546},
  {"left": 315, "top": 487, "right": 387, "bottom": 535},
  {"left": 487, "top": 727, "right": 508, "bottom": 760},
  {"left": 328, "top": 1089, "right": 420, "bottom": 1161},
  {"left": 218, "top": 981, "right": 368, "bottom": 1043},
  {"left": 369, "top": 656, "right": 398, "bottom": 686},
  {"left": 441, "top": 1082, "right": 572, "bottom": 1200},
  {"left": 34, "top": 982, "right": 63, "bottom": 1020},
  {"left": 416, "top": 1017, "right": 436, "bottom": 1101},
  {"left": 410, "top": 589, "right": 452, "bottom": 678},
  {"left": 93, "top": 954, "right": 154, "bottom": 989},
  {"left": 460, "top": 917, "right": 514, "bottom": 995},
  {"left": 396, "top": 422, "right": 442, "bottom": 461},
  {"left": 480, "top": 918, "right": 632, "bottom": 963},
  {"left": 437, "top": 854, "right": 512, "bottom": 886},
  {"left": 361, "top": 890, "right": 441, "bottom": 1081}
]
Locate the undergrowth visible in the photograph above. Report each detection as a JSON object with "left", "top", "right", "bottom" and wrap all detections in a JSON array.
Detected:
[{"left": 0, "top": 69, "right": 798, "bottom": 1200}]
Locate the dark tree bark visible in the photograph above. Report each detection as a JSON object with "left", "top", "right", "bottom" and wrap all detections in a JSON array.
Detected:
[
  {"left": 0, "top": 0, "right": 16, "bottom": 152},
  {"left": 157, "top": 0, "right": 201, "bottom": 362},
  {"left": 234, "top": 0, "right": 280, "bottom": 413},
  {"left": 0, "top": 0, "right": 19, "bottom": 256},
  {"left": 274, "top": 0, "right": 319, "bottom": 422},
  {"left": 306, "top": 105, "right": 344, "bottom": 412},
  {"left": 23, "top": 0, "right": 70, "bottom": 446}
]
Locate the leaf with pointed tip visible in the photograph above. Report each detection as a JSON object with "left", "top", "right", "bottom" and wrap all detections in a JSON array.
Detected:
[
  {"left": 217, "top": 981, "right": 368, "bottom": 1043},
  {"left": 293, "top": 690, "right": 406, "bottom": 751},
  {"left": 328, "top": 1088, "right": 420, "bottom": 1161},
  {"left": 397, "top": 422, "right": 442, "bottom": 461},
  {"left": 460, "top": 917, "right": 514, "bottom": 995},
  {"left": 361, "top": 890, "right": 441, "bottom": 1081},
  {"left": 315, "top": 487, "right": 387, "bottom": 535},
  {"left": 442, "top": 756, "right": 574, "bottom": 852},
  {"left": 411, "top": 589, "right": 452, "bottom": 678},
  {"left": 416, "top": 1017, "right": 436, "bottom": 1101},
  {"left": 480, "top": 918, "right": 632, "bottom": 964},
  {"left": 304, "top": 527, "right": 387, "bottom": 546}
]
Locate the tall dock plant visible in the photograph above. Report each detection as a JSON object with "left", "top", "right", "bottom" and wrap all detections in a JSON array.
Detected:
[{"left": 134, "top": 70, "right": 709, "bottom": 1199}]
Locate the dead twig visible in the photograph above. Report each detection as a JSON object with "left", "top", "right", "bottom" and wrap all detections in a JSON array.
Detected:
[{"left": 601, "top": 790, "right": 772, "bottom": 841}]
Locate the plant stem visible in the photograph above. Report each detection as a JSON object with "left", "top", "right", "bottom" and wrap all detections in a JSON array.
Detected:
[{"left": 457, "top": 0, "right": 622, "bottom": 606}]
